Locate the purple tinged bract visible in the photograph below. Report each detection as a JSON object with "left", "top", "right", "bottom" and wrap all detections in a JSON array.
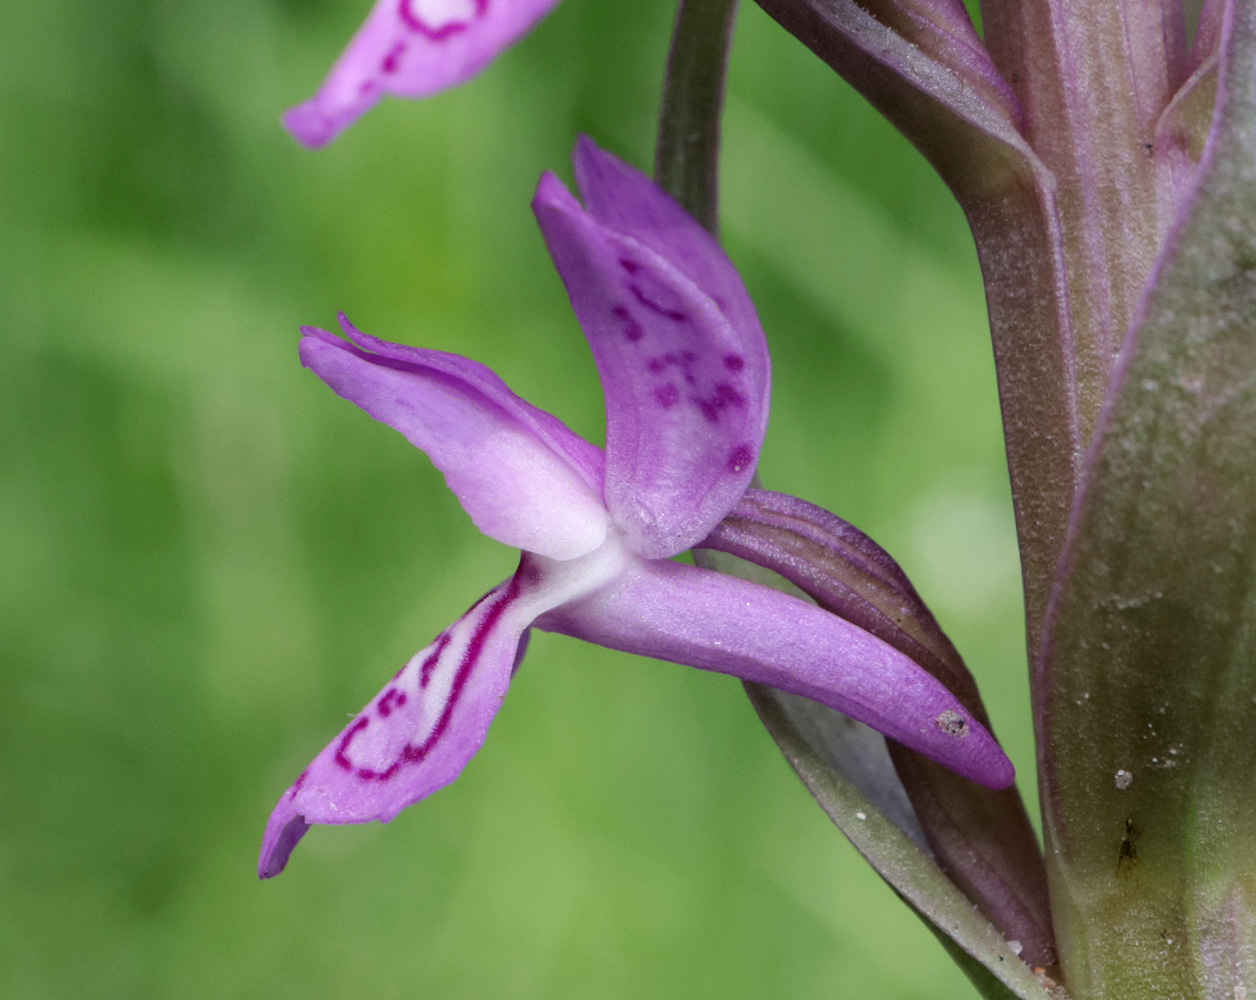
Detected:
[{"left": 259, "top": 138, "right": 1013, "bottom": 878}]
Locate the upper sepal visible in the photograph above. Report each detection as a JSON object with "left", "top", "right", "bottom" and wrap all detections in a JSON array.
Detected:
[
  {"left": 300, "top": 316, "right": 608, "bottom": 561},
  {"left": 533, "top": 141, "right": 769, "bottom": 559}
]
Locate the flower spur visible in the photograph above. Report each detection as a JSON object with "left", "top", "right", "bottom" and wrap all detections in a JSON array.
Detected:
[{"left": 259, "top": 138, "right": 1012, "bottom": 878}]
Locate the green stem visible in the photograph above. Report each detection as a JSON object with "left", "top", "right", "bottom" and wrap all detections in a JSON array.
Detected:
[{"left": 654, "top": 0, "right": 739, "bottom": 234}]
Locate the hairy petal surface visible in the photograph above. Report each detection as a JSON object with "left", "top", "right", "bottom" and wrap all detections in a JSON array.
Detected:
[
  {"left": 538, "top": 557, "right": 1015, "bottom": 790},
  {"left": 300, "top": 319, "right": 608, "bottom": 561},
  {"left": 534, "top": 164, "right": 768, "bottom": 559},
  {"left": 284, "top": 0, "right": 561, "bottom": 147}
]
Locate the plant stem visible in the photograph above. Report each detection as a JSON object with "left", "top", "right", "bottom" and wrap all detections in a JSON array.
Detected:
[{"left": 654, "top": 0, "right": 739, "bottom": 234}]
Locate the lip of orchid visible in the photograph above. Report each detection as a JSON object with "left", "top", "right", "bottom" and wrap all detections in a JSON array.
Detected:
[{"left": 260, "top": 139, "right": 1014, "bottom": 879}]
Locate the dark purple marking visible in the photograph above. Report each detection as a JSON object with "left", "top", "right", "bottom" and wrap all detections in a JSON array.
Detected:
[
  {"left": 611, "top": 304, "right": 643, "bottom": 343},
  {"left": 646, "top": 351, "right": 699, "bottom": 384},
  {"left": 398, "top": 0, "right": 490, "bottom": 39},
  {"left": 723, "top": 353, "right": 745, "bottom": 372},
  {"left": 334, "top": 574, "right": 523, "bottom": 784},
  {"left": 727, "top": 444, "right": 755, "bottom": 474},
  {"left": 629, "top": 284, "right": 688, "bottom": 323},
  {"left": 334, "top": 717, "right": 371, "bottom": 772},
  {"left": 653, "top": 383, "right": 679, "bottom": 409},
  {"left": 292, "top": 769, "right": 310, "bottom": 792},
  {"left": 716, "top": 383, "right": 745, "bottom": 406},
  {"left": 419, "top": 631, "right": 454, "bottom": 688},
  {"left": 378, "top": 687, "right": 406, "bottom": 718},
  {"left": 381, "top": 41, "right": 408, "bottom": 74},
  {"left": 694, "top": 383, "right": 747, "bottom": 423},
  {"left": 618, "top": 257, "right": 641, "bottom": 275}
]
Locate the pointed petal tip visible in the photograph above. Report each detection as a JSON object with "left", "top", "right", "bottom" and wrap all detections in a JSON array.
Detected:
[
  {"left": 973, "top": 743, "right": 1016, "bottom": 791},
  {"left": 337, "top": 312, "right": 363, "bottom": 339},
  {"left": 531, "top": 170, "right": 580, "bottom": 218},
  {"left": 298, "top": 326, "right": 346, "bottom": 370},
  {"left": 281, "top": 102, "right": 342, "bottom": 149},
  {"left": 572, "top": 132, "right": 607, "bottom": 175},
  {"left": 258, "top": 806, "right": 311, "bottom": 879},
  {"left": 943, "top": 717, "right": 1015, "bottom": 790}
]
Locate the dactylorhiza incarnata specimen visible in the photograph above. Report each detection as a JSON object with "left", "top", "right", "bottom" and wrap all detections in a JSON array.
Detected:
[{"left": 258, "top": 138, "right": 1013, "bottom": 877}]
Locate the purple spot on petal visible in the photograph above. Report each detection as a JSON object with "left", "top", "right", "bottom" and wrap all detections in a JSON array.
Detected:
[
  {"left": 727, "top": 444, "right": 754, "bottom": 474},
  {"left": 611, "top": 304, "right": 644, "bottom": 343},
  {"left": 723, "top": 353, "right": 745, "bottom": 372},
  {"left": 629, "top": 284, "right": 688, "bottom": 322},
  {"left": 381, "top": 41, "right": 407, "bottom": 74},
  {"left": 654, "top": 383, "right": 679, "bottom": 409},
  {"left": 378, "top": 687, "right": 403, "bottom": 718},
  {"left": 692, "top": 383, "right": 747, "bottom": 423},
  {"left": 618, "top": 257, "right": 641, "bottom": 275},
  {"left": 646, "top": 356, "right": 666, "bottom": 374}
]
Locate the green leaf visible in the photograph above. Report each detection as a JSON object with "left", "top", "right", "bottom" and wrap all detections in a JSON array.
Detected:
[
  {"left": 748, "top": 684, "right": 1062, "bottom": 1000},
  {"left": 1038, "top": 4, "right": 1256, "bottom": 996}
]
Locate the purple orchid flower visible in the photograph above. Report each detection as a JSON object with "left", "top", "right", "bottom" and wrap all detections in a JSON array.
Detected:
[
  {"left": 284, "top": 0, "right": 561, "bottom": 147},
  {"left": 259, "top": 138, "right": 1013, "bottom": 877}
]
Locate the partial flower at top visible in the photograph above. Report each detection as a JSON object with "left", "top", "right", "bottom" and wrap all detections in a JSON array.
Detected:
[
  {"left": 259, "top": 137, "right": 1013, "bottom": 878},
  {"left": 284, "top": 0, "right": 562, "bottom": 147}
]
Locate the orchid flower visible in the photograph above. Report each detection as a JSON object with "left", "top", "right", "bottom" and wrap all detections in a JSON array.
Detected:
[
  {"left": 259, "top": 138, "right": 1012, "bottom": 877},
  {"left": 284, "top": 0, "right": 563, "bottom": 147}
]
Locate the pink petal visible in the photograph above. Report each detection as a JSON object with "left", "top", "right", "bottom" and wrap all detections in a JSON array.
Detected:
[
  {"left": 301, "top": 318, "right": 608, "bottom": 561},
  {"left": 283, "top": 0, "right": 563, "bottom": 147},
  {"left": 571, "top": 136, "right": 770, "bottom": 378},
  {"left": 260, "top": 573, "right": 531, "bottom": 877},
  {"left": 533, "top": 159, "right": 769, "bottom": 560},
  {"left": 261, "top": 540, "right": 631, "bottom": 877},
  {"left": 537, "top": 558, "right": 1015, "bottom": 790}
]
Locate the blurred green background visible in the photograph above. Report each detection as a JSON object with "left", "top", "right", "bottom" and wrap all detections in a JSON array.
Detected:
[{"left": 0, "top": 1, "right": 1033, "bottom": 997}]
